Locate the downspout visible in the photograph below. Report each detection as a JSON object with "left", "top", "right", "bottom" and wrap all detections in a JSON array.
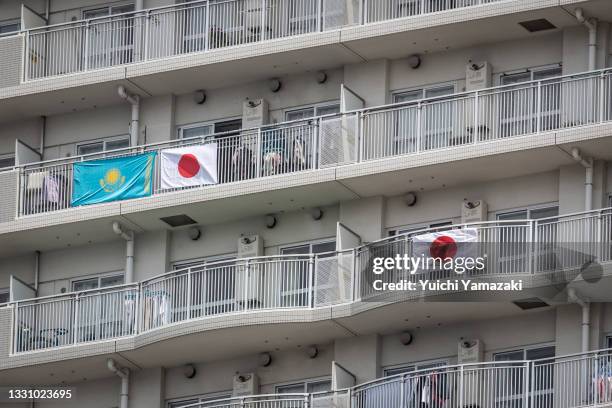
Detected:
[
  {"left": 575, "top": 8, "right": 598, "bottom": 70},
  {"left": 568, "top": 288, "right": 591, "bottom": 353},
  {"left": 571, "top": 148, "right": 594, "bottom": 211},
  {"left": 107, "top": 359, "right": 130, "bottom": 408},
  {"left": 45, "top": 0, "right": 50, "bottom": 21},
  {"left": 117, "top": 86, "right": 140, "bottom": 147},
  {"left": 135, "top": 0, "right": 144, "bottom": 10},
  {"left": 113, "top": 222, "right": 135, "bottom": 283}
]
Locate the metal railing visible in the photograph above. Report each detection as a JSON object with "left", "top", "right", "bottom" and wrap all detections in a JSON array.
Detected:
[
  {"left": 9, "top": 206, "right": 612, "bottom": 354},
  {"left": 16, "top": 69, "right": 612, "bottom": 217},
  {"left": 165, "top": 349, "right": 612, "bottom": 407},
  {"left": 22, "top": 0, "right": 504, "bottom": 80}
]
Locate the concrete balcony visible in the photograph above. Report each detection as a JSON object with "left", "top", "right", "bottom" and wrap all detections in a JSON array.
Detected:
[
  {"left": 0, "top": 68, "right": 611, "bottom": 248},
  {"left": 0, "top": 0, "right": 609, "bottom": 124},
  {"left": 140, "top": 349, "right": 612, "bottom": 408},
  {"left": 2, "top": 207, "right": 611, "bottom": 370}
]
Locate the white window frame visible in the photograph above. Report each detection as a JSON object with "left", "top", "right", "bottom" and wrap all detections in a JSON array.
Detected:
[
  {"left": 493, "top": 343, "right": 555, "bottom": 406},
  {"left": 275, "top": 376, "right": 332, "bottom": 394},
  {"left": 283, "top": 101, "right": 341, "bottom": 122},
  {"left": 172, "top": 254, "right": 238, "bottom": 317},
  {"left": 71, "top": 272, "right": 125, "bottom": 292},
  {"left": 167, "top": 391, "right": 232, "bottom": 408},
  {"left": 178, "top": 117, "right": 243, "bottom": 140},
  {"left": 279, "top": 238, "right": 336, "bottom": 306},
  {"left": 391, "top": 82, "right": 458, "bottom": 152},
  {"left": 75, "top": 135, "right": 130, "bottom": 156},
  {"left": 495, "top": 203, "right": 559, "bottom": 221},
  {"left": 383, "top": 358, "right": 451, "bottom": 377},
  {"left": 82, "top": 3, "right": 136, "bottom": 68},
  {"left": 497, "top": 64, "right": 563, "bottom": 135},
  {"left": 497, "top": 64, "right": 563, "bottom": 86},
  {"left": 388, "top": 219, "right": 454, "bottom": 237}
]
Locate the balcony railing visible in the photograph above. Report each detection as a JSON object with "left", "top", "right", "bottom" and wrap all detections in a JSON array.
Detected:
[
  {"left": 16, "top": 69, "right": 612, "bottom": 217},
  {"left": 22, "top": 0, "right": 505, "bottom": 81},
  {"left": 167, "top": 349, "right": 612, "bottom": 408},
  {"left": 8, "top": 206, "right": 612, "bottom": 354}
]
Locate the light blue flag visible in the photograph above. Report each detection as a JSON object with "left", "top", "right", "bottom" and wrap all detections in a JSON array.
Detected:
[{"left": 71, "top": 152, "right": 157, "bottom": 207}]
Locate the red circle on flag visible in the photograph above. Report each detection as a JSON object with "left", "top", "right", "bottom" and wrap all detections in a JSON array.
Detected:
[
  {"left": 429, "top": 235, "right": 457, "bottom": 259},
  {"left": 178, "top": 154, "right": 200, "bottom": 178}
]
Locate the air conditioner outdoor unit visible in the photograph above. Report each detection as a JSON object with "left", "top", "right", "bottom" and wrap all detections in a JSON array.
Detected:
[
  {"left": 242, "top": 99, "right": 269, "bottom": 130},
  {"left": 466, "top": 61, "right": 492, "bottom": 91},
  {"left": 461, "top": 200, "right": 488, "bottom": 224},
  {"left": 237, "top": 234, "right": 263, "bottom": 258},
  {"left": 233, "top": 373, "right": 259, "bottom": 397},
  {"left": 458, "top": 339, "right": 483, "bottom": 364}
]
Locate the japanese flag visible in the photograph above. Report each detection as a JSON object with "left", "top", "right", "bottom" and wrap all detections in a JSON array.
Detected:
[
  {"left": 160, "top": 144, "right": 218, "bottom": 189},
  {"left": 412, "top": 228, "right": 478, "bottom": 260}
]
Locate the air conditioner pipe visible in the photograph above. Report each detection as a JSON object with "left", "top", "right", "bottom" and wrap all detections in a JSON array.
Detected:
[
  {"left": 107, "top": 359, "right": 130, "bottom": 408},
  {"left": 568, "top": 288, "right": 590, "bottom": 353},
  {"left": 117, "top": 86, "right": 140, "bottom": 147},
  {"left": 575, "top": 8, "right": 598, "bottom": 70},
  {"left": 34, "top": 250, "right": 40, "bottom": 294},
  {"left": 113, "top": 222, "right": 135, "bottom": 283},
  {"left": 571, "top": 148, "right": 594, "bottom": 211}
]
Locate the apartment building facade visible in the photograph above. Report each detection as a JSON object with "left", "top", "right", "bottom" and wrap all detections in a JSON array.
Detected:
[{"left": 1, "top": 0, "right": 612, "bottom": 407}]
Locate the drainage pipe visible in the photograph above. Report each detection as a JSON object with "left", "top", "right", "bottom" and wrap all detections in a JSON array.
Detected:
[
  {"left": 113, "top": 222, "right": 134, "bottom": 283},
  {"left": 568, "top": 288, "right": 591, "bottom": 353},
  {"left": 571, "top": 148, "right": 594, "bottom": 211},
  {"left": 575, "top": 8, "right": 598, "bottom": 70},
  {"left": 117, "top": 86, "right": 140, "bottom": 147},
  {"left": 107, "top": 359, "right": 129, "bottom": 408}
]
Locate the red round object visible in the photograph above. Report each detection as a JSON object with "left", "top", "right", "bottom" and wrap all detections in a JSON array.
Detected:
[
  {"left": 178, "top": 154, "right": 200, "bottom": 178},
  {"left": 429, "top": 235, "right": 458, "bottom": 259}
]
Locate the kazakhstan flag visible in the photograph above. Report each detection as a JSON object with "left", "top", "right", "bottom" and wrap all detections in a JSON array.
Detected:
[{"left": 72, "top": 152, "right": 157, "bottom": 207}]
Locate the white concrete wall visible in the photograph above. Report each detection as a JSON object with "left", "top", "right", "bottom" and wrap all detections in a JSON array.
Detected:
[
  {"left": 170, "top": 205, "right": 339, "bottom": 265},
  {"left": 385, "top": 171, "right": 560, "bottom": 230},
  {"left": 165, "top": 344, "right": 334, "bottom": 400}
]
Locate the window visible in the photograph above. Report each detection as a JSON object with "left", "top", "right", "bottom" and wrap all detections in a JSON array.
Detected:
[
  {"left": 389, "top": 220, "right": 454, "bottom": 238},
  {"left": 168, "top": 392, "right": 232, "bottom": 408},
  {"left": 0, "top": 155, "right": 15, "bottom": 170},
  {"left": 494, "top": 345, "right": 555, "bottom": 407},
  {"left": 276, "top": 378, "right": 332, "bottom": 394},
  {"left": 285, "top": 103, "right": 340, "bottom": 121},
  {"left": 280, "top": 240, "right": 336, "bottom": 307},
  {"left": 0, "top": 289, "right": 9, "bottom": 304},
  {"left": 76, "top": 136, "right": 130, "bottom": 156},
  {"left": 83, "top": 4, "right": 136, "bottom": 68},
  {"left": 71, "top": 274, "right": 126, "bottom": 342},
  {"left": 0, "top": 20, "right": 20, "bottom": 35},
  {"left": 499, "top": 66, "right": 562, "bottom": 137},
  {"left": 607, "top": 335, "right": 612, "bottom": 349},
  {"left": 173, "top": 255, "right": 237, "bottom": 317},
  {"left": 384, "top": 359, "right": 449, "bottom": 377},
  {"left": 72, "top": 274, "right": 124, "bottom": 292},
  {"left": 392, "top": 84, "right": 456, "bottom": 153},
  {"left": 496, "top": 205, "right": 559, "bottom": 273}
]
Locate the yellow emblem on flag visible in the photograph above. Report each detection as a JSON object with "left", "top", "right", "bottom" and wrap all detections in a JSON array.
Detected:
[{"left": 99, "top": 168, "right": 126, "bottom": 193}]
